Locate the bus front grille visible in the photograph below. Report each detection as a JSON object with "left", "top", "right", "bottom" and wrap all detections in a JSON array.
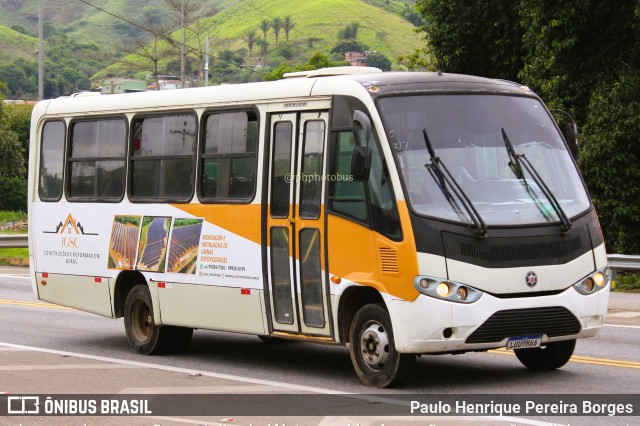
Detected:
[{"left": 465, "top": 306, "right": 581, "bottom": 344}]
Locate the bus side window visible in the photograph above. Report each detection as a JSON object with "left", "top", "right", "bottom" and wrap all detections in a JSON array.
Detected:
[
  {"left": 130, "top": 114, "right": 196, "bottom": 202},
  {"left": 328, "top": 129, "right": 402, "bottom": 241},
  {"left": 365, "top": 129, "right": 402, "bottom": 241},
  {"left": 200, "top": 111, "right": 258, "bottom": 202},
  {"left": 68, "top": 118, "right": 127, "bottom": 201},
  {"left": 329, "top": 131, "right": 368, "bottom": 223},
  {"left": 39, "top": 121, "right": 66, "bottom": 201}
]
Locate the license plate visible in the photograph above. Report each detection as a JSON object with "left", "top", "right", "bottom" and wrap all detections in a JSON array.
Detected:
[{"left": 506, "top": 335, "right": 542, "bottom": 349}]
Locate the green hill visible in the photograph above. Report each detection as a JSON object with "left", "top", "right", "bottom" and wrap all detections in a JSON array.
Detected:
[
  {"left": 98, "top": 0, "right": 424, "bottom": 79},
  {"left": 0, "top": 0, "right": 424, "bottom": 89},
  {"left": 0, "top": 26, "right": 38, "bottom": 62}
]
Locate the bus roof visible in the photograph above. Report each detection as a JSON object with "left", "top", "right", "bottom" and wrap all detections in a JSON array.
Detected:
[{"left": 35, "top": 71, "right": 533, "bottom": 118}]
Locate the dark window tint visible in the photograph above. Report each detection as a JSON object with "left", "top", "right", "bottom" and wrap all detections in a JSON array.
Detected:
[
  {"left": 299, "top": 228, "right": 324, "bottom": 327},
  {"left": 329, "top": 131, "right": 367, "bottom": 222},
  {"left": 328, "top": 129, "right": 401, "bottom": 240},
  {"left": 270, "top": 121, "right": 293, "bottom": 218},
  {"left": 365, "top": 127, "right": 402, "bottom": 240},
  {"left": 39, "top": 121, "right": 65, "bottom": 201},
  {"left": 299, "top": 121, "right": 325, "bottom": 219},
  {"left": 68, "top": 119, "right": 127, "bottom": 200},
  {"left": 201, "top": 111, "right": 258, "bottom": 201},
  {"left": 271, "top": 227, "right": 294, "bottom": 324},
  {"left": 130, "top": 114, "right": 196, "bottom": 201}
]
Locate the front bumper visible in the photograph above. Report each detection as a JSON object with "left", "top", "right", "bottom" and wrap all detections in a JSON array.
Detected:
[{"left": 389, "top": 284, "right": 610, "bottom": 354}]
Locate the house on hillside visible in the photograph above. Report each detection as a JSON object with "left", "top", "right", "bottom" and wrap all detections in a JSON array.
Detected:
[
  {"left": 345, "top": 51, "right": 371, "bottom": 67},
  {"left": 101, "top": 79, "right": 148, "bottom": 94}
]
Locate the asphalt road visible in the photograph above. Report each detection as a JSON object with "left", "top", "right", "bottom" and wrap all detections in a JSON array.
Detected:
[{"left": 1, "top": 266, "right": 639, "bottom": 426}]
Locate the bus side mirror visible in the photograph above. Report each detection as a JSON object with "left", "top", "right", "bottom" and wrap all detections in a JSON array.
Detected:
[
  {"left": 566, "top": 121, "right": 579, "bottom": 160},
  {"left": 551, "top": 109, "right": 579, "bottom": 160},
  {"left": 350, "top": 109, "right": 372, "bottom": 181},
  {"left": 351, "top": 146, "right": 371, "bottom": 182},
  {"left": 352, "top": 110, "right": 371, "bottom": 145}
]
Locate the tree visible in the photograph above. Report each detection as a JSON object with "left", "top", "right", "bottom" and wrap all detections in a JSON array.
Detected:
[
  {"left": 244, "top": 29, "right": 258, "bottom": 58},
  {"left": 263, "top": 53, "right": 346, "bottom": 81},
  {"left": 579, "top": 70, "right": 640, "bottom": 254},
  {"left": 415, "top": 0, "right": 523, "bottom": 80},
  {"left": 331, "top": 39, "right": 368, "bottom": 55},
  {"left": 1, "top": 102, "right": 32, "bottom": 174},
  {"left": 338, "top": 21, "right": 360, "bottom": 40},
  {"left": 415, "top": 0, "right": 640, "bottom": 253},
  {"left": 0, "top": 130, "right": 25, "bottom": 178},
  {"left": 118, "top": 7, "right": 178, "bottom": 90},
  {"left": 0, "top": 92, "right": 27, "bottom": 211},
  {"left": 366, "top": 52, "right": 392, "bottom": 71},
  {"left": 282, "top": 16, "right": 296, "bottom": 42},
  {"left": 258, "top": 19, "right": 271, "bottom": 41},
  {"left": 271, "top": 17, "right": 283, "bottom": 45},
  {"left": 257, "top": 38, "right": 269, "bottom": 55}
]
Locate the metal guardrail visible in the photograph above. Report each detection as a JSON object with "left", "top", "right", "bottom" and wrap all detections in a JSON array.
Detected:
[
  {"left": 1, "top": 234, "right": 640, "bottom": 272},
  {"left": 0, "top": 234, "right": 28, "bottom": 248},
  {"left": 607, "top": 254, "right": 640, "bottom": 272}
]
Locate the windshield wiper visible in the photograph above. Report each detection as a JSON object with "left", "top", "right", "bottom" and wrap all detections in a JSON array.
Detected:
[
  {"left": 423, "top": 129, "right": 487, "bottom": 237},
  {"left": 501, "top": 128, "right": 572, "bottom": 233}
]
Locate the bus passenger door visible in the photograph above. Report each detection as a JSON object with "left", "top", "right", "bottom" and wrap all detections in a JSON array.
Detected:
[{"left": 266, "top": 112, "right": 331, "bottom": 337}]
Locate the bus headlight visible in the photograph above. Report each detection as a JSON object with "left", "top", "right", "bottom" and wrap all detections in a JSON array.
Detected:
[
  {"left": 436, "top": 282, "right": 451, "bottom": 297},
  {"left": 574, "top": 267, "right": 611, "bottom": 295},
  {"left": 414, "top": 276, "right": 483, "bottom": 303}
]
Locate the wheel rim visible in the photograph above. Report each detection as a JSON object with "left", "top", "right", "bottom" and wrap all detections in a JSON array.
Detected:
[
  {"left": 360, "top": 321, "right": 390, "bottom": 371},
  {"left": 131, "top": 299, "right": 152, "bottom": 343}
]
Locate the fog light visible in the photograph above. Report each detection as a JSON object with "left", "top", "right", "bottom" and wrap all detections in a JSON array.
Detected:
[
  {"left": 456, "top": 286, "right": 468, "bottom": 301},
  {"left": 593, "top": 272, "right": 605, "bottom": 287},
  {"left": 583, "top": 278, "right": 594, "bottom": 292},
  {"left": 419, "top": 278, "right": 429, "bottom": 289},
  {"left": 436, "top": 282, "right": 451, "bottom": 297}
]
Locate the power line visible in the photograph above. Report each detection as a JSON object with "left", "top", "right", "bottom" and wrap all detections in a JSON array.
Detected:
[{"left": 74, "top": 0, "right": 267, "bottom": 77}]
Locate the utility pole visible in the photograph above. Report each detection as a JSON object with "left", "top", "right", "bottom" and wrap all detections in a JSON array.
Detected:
[
  {"left": 204, "top": 35, "right": 209, "bottom": 87},
  {"left": 180, "top": 0, "right": 185, "bottom": 88},
  {"left": 38, "top": 0, "right": 44, "bottom": 100}
]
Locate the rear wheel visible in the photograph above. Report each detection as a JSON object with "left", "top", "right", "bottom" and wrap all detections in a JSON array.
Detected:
[
  {"left": 124, "top": 284, "right": 193, "bottom": 354},
  {"left": 349, "top": 304, "right": 415, "bottom": 388},
  {"left": 515, "top": 339, "right": 576, "bottom": 370}
]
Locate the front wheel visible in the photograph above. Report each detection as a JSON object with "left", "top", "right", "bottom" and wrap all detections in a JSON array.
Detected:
[
  {"left": 349, "top": 304, "right": 415, "bottom": 388},
  {"left": 515, "top": 339, "right": 576, "bottom": 370},
  {"left": 124, "top": 284, "right": 193, "bottom": 355}
]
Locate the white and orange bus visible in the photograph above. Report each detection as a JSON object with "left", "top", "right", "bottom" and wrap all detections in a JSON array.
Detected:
[{"left": 28, "top": 68, "right": 610, "bottom": 387}]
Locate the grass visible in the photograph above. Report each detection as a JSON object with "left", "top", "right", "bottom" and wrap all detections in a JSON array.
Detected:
[
  {"left": 0, "top": 210, "right": 28, "bottom": 266},
  {"left": 97, "top": 0, "right": 424, "bottom": 78},
  {"left": 0, "top": 25, "right": 38, "bottom": 62},
  {"left": 0, "top": 210, "right": 27, "bottom": 223},
  {"left": 613, "top": 272, "right": 640, "bottom": 292}
]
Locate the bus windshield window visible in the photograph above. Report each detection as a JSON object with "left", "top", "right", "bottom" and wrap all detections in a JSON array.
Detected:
[{"left": 378, "top": 94, "right": 591, "bottom": 226}]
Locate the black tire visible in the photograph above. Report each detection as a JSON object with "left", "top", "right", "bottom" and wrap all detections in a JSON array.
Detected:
[
  {"left": 515, "top": 339, "right": 576, "bottom": 370},
  {"left": 349, "top": 304, "right": 415, "bottom": 388},
  {"left": 124, "top": 284, "right": 193, "bottom": 355}
]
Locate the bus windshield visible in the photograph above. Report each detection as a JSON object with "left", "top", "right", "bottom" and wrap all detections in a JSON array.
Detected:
[{"left": 378, "top": 94, "right": 591, "bottom": 226}]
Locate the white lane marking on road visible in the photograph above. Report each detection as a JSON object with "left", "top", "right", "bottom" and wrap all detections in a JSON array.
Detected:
[
  {"left": 0, "top": 274, "right": 30, "bottom": 279},
  {"left": 0, "top": 341, "right": 570, "bottom": 426},
  {"left": 604, "top": 323, "right": 640, "bottom": 329},
  {"left": 317, "top": 416, "right": 564, "bottom": 426},
  {"left": 0, "top": 364, "right": 139, "bottom": 371},
  {"left": 0, "top": 341, "right": 348, "bottom": 395},
  {"left": 607, "top": 312, "right": 640, "bottom": 318},
  {"left": 118, "top": 385, "right": 295, "bottom": 394}
]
